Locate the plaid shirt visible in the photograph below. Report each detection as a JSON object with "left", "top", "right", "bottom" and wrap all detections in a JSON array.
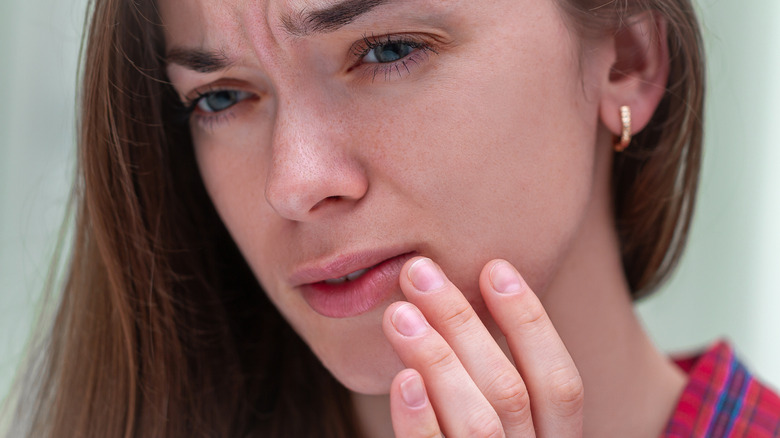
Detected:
[{"left": 662, "top": 341, "right": 780, "bottom": 437}]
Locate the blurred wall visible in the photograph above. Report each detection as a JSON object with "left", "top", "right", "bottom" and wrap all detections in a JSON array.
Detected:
[
  {"left": 0, "top": 0, "right": 86, "bottom": 405},
  {"left": 635, "top": 0, "right": 780, "bottom": 389},
  {"left": 1, "top": 0, "right": 779, "bottom": 417}
]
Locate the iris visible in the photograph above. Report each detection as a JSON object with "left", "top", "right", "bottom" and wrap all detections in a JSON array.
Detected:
[
  {"left": 197, "top": 90, "right": 250, "bottom": 113},
  {"left": 367, "top": 41, "right": 414, "bottom": 63}
]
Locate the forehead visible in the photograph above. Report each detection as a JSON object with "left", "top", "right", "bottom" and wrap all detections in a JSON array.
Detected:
[
  {"left": 159, "top": 0, "right": 256, "bottom": 55},
  {"left": 159, "top": 0, "right": 459, "bottom": 52}
]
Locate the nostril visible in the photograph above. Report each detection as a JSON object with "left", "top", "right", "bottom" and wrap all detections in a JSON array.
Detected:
[{"left": 310, "top": 195, "right": 343, "bottom": 212}]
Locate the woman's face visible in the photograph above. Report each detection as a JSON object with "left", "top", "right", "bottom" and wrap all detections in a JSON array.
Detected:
[{"left": 163, "top": 0, "right": 612, "bottom": 394}]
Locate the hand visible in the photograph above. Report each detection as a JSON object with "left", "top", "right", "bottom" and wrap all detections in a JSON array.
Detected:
[{"left": 382, "top": 257, "right": 584, "bottom": 437}]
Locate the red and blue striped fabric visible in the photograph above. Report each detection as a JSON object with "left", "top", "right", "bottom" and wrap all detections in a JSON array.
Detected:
[{"left": 662, "top": 341, "right": 780, "bottom": 437}]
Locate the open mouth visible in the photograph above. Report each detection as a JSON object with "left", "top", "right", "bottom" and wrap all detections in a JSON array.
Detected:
[
  {"left": 322, "top": 267, "right": 373, "bottom": 284},
  {"left": 299, "top": 252, "right": 417, "bottom": 318}
]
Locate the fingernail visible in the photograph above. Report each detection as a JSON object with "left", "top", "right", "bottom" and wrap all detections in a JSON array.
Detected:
[
  {"left": 400, "top": 374, "right": 427, "bottom": 408},
  {"left": 489, "top": 261, "right": 524, "bottom": 294},
  {"left": 392, "top": 303, "right": 428, "bottom": 337},
  {"left": 408, "top": 258, "right": 445, "bottom": 292}
]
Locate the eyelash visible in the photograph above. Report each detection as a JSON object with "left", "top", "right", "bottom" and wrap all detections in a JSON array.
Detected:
[
  {"left": 179, "top": 33, "right": 438, "bottom": 128},
  {"left": 178, "top": 86, "right": 246, "bottom": 130},
  {"left": 350, "top": 33, "right": 438, "bottom": 82}
]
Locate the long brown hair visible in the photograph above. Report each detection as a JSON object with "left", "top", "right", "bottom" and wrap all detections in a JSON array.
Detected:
[
  {"left": 4, "top": 0, "right": 703, "bottom": 436},
  {"left": 559, "top": 0, "right": 705, "bottom": 299}
]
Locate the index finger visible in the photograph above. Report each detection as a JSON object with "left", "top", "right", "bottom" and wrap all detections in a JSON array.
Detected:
[{"left": 395, "top": 257, "right": 536, "bottom": 436}]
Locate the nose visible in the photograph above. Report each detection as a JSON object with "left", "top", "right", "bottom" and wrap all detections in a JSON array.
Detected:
[{"left": 264, "top": 97, "right": 368, "bottom": 222}]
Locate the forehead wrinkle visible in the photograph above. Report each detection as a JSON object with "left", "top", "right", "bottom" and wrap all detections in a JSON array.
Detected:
[
  {"left": 195, "top": 1, "right": 248, "bottom": 56},
  {"left": 234, "top": 0, "right": 291, "bottom": 68},
  {"left": 227, "top": 0, "right": 262, "bottom": 48},
  {"left": 188, "top": 0, "right": 281, "bottom": 72}
]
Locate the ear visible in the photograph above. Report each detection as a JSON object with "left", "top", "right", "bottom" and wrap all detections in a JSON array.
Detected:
[{"left": 599, "top": 12, "right": 670, "bottom": 140}]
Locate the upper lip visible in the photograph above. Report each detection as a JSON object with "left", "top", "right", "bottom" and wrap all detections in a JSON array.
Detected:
[{"left": 289, "top": 247, "right": 415, "bottom": 287}]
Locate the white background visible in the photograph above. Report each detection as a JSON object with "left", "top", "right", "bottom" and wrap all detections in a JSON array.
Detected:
[{"left": 1, "top": 0, "right": 779, "bottom": 420}]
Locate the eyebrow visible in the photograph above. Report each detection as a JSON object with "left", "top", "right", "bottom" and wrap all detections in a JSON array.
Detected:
[
  {"left": 282, "top": 0, "right": 391, "bottom": 36},
  {"left": 167, "top": 0, "right": 393, "bottom": 72},
  {"left": 166, "top": 48, "right": 233, "bottom": 74}
]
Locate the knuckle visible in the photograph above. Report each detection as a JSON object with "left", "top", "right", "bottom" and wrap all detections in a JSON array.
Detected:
[
  {"left": 514, "top": 298, "right": 547, "bottom": 331},
  {"left": 423, "top": 343, "right": 459, "bottom": 373},
  {"left": 487, "top": 370, "right": 531, "bottom": 417},
  {"left": 439, "top": 302, "right": 475, "bottom": 336},
  {"left": 497, "top": 386, "right": 532, "bottom": 422},
  {"left": 418, "top": 425, "right": 442, "bottom": 438},
  {"left": 547, "top": 367, "right": 585, "bottom": 418},
  {"left": 465, "top": 410, "right": 505, "bottom": 438}
]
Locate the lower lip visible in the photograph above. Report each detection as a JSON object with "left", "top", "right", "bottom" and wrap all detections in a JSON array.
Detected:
[{"left": 300, "top": 253, "right": 415, "bottom": 318}]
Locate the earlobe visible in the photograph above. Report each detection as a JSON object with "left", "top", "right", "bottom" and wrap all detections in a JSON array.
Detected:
[{"left": 599, "top": 12, "right": 670, "bottom": 142}]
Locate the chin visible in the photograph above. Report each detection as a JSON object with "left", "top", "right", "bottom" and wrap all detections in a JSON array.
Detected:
[
  {"left": 333, "top": 367, "right": 399, "bottom": 395},
  {"left": 313, "top": 328, "right": 406, "bottom": 395}
]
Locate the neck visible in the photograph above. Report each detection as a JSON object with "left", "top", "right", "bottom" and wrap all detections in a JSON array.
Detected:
[{"left": 540, "top": 190, "right": 687, "bottom": 437}]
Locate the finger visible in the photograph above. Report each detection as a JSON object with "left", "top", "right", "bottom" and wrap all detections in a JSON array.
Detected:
[
  {"left": 480, "top": 259, "right": 584, "bottom": 438},
  {"left": 398, "top": 257, "right": 535, "bottom": 435},
  {"left": 390, "top": 369, "right": 442, "bottom": 438},
  {"left": 383, "top": 301, "right": 505, "bottom": 438}
]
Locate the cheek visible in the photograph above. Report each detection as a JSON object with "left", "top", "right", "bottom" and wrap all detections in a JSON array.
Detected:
[
  {"left": 192, "top": 121, "right": 277, "bottom": 250},
  {"left": 194, "top": 136, "right": 408, "bottom": 394},
  {"left": 364, "top": 28, "right": 597, "bottom": 298},
  {"left": 192, "top": 132, "right": 288, "bottom": 305}
]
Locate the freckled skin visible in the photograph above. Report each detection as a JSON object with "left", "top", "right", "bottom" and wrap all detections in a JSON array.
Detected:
[{"left": 162, "top": 0, "right": 611, "bottom": 394}]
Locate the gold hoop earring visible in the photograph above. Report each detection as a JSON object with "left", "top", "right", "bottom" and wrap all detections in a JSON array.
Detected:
[{"left": 614, "top": 105, "right": 632, "bottom": 152}]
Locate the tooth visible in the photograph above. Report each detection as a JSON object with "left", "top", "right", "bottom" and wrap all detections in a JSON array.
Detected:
[
  {"left": 324, "top": 276, "right": 348, "bottom": 285},
  {"left": 323, "top": 268, "right": 370, "bottom": 285},
  {"left": 346, "top": 268, "right": 369, "bottom": 281}
]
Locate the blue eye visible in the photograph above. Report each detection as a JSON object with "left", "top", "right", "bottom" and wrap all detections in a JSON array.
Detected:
[
  {"left": 196, "top": 90, "right": 252, "bottom": 113},
  {"left": 362, "top": 41, "right": 415, "bottom": 63}
]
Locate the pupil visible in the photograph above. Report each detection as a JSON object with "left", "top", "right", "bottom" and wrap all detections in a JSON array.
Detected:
[
  {"left": 374, "top": 42, "right": 412, "bottom": 63},
  {"left": 206, "top": 91, "right": 236, "bottom": 111}
]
